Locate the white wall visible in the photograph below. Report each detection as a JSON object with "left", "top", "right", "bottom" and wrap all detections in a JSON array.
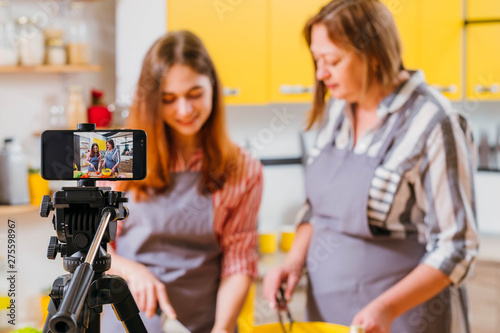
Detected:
[{"left": 115, "top": 0, "right": 166, "bottom": 105}]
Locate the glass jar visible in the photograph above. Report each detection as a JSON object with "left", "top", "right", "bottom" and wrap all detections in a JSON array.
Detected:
[
  {"left": 0, "top": 0, "right": 17, "bottom": 66},
  {"left": 66, "top": 2, "right": 90, "bottom": 65},
  {"left": 66, "top": 85, "right": 87, "bottom": 129},
  {"left": 46, "top": 37, "right": 66, "bottom": 65},
  {"left": 17, "top": 16, "right": 45, "bottom": 66}
]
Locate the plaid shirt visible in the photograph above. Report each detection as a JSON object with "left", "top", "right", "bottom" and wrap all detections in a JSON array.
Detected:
[{"left": 114, "top": 146, "right": 263, "bottom": 278}]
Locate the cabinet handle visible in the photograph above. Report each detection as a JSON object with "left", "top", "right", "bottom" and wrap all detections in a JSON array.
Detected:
[
  {"left": 223, "top": 87, "right": 240, "bottom": 96},
  {"left": 280, "top": 84, "right": 313, "bottom": 95},
  {"left": 474, "top": 84, "right": 500, "bottom": 94},
  {"left": 431, "top": 84, "right": 458, "bottom": 94}
]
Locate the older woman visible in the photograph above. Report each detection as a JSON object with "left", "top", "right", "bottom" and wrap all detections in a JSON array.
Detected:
[{"left": 264, "top": 1, "right": 478, "bottom": 332}]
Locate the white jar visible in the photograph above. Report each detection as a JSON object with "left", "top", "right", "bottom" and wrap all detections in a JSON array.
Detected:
[
  {"left": 46, "top": 37, "right": 66, "bottom": 65},
  {"left": 17, "top": 16, "right": 45, "bottom": 66}
]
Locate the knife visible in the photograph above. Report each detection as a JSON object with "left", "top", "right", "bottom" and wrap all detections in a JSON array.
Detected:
[{"left": 156, "top": 306, "right": 191, "bottom": 333}]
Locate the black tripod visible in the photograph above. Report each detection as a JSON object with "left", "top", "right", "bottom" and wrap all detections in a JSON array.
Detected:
[{"left": 40, "top": 179, "right": 148, "bottom": 333}]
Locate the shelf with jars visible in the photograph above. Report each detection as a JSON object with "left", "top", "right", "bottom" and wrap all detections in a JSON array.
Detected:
[
  {"left": 0, "top": 1, "right": 100, "bottom": 74},
  {"left": 0, "top": 64, "right": 101, "bottom": 73}
]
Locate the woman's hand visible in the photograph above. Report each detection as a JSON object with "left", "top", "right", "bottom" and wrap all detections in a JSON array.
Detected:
[
  {"left": 263, "top": 263, "right": 302, "bottom": 309},
  {"left": 351, "top": 300, "right": 395, "bottom": 333},
  {"left": 117, "top": 259, "right": 177, "bottom": 319}
]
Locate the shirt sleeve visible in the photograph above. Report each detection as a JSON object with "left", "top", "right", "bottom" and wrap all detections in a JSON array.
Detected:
[
  {"left": 416, "top": 113, "right": 479, "bottom": 286},
  {"left": 218, "top": 151, "right": 263, "bottom": 279}
]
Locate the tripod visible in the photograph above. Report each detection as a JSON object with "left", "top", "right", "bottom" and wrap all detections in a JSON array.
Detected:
[{"left": 40, "top": 180, "right": 148, "bottom": 333}]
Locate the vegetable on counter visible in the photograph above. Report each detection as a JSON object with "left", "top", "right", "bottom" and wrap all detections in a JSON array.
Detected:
[{"left": 11, "top": 327, "right": 42, "bottom": 333}]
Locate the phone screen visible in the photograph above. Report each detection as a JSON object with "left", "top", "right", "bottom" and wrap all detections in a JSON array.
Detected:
[{"left": 41, "top": 130, "right": 147, "bottom": 180}]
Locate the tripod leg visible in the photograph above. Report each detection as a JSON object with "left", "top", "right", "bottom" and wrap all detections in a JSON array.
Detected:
[
  {"left": 42, "top": 298, "right": 58, "bottom": 333},
  {"left": 89, "top": 275, "right": 148, "bottom": 333}
]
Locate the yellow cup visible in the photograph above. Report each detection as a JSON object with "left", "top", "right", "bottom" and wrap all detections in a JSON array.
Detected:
[
  {"left": 28, "top": 173, "right": 50, "bottom": 206},
  {"left": 259, "top": 233, "right": 277, "bottom": 254},
  {"left": 280, "top": 225, "right": 296, "bottom": 252},
  {"left": 40, "top": 295, "right": 51, "bottom": 327}
]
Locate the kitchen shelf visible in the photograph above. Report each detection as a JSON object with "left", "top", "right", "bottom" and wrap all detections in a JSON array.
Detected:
[
  {"left": 0, "top": 65, "right": 102, "bottom": 74},
  {"left": 0, "top": 204, "right": 38, "bottom": 216}
]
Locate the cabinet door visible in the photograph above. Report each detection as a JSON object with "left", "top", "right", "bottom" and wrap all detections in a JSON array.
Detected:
[
  {"left": 419, "top": 0, "right": 462, "bottom": 100},
  {"left": 269, "top": 0, "right": 326, "bottom": 103},
  {"left": 167, "top": 0, "right": 267, "bottom": 105},
  {"left": 467, "top": 25, "right": 500, "bottom": 100},
  {"left": 468, "top": 0, "right": 500, "bottom": 20},
  {"left": 382, "top": 0, "right": 419, "bottom": 70}
]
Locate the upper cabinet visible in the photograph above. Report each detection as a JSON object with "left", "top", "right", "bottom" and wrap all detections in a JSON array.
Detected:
[
  {"left": 384, "top": 0, "right": 462, "bottom": 100},
  {"left": 268, "top": 0, "right": 325, "bottom": 103},
  {"left": 168, "top": 0, "right": 499, "bottom": 104},
  {"left": 168, "top": 0, "right": 327, "bottom": 105},
  {"left": 468, "top": 0, "right": 500, "bottom": 20},
  {"left": 467, "top": 25, "right": 500, "bottom": 100},
  {"left": 419, "top": 0, "right": 462, "bottom": 100},
  {"left": 167, "top": 0, "right": 268, "bottom": 105}
]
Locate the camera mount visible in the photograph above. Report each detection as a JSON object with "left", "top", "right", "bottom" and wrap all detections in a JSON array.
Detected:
[{"left": 40, "top": 123, "right": 147, "bottom": 333}]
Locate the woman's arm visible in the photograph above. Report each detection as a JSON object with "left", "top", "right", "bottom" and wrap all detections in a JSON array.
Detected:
[
  {"left": 108, "top": 245, "right": 176, "bottom": 319},
  {"left": 352, "top": 264, "right": 450, "bottom": 331},
  {"left": 112, "top": 149, "right": 121, "bottom": 172},
  {"left": 213, "top": 149, "right": 263, "bottom": 332},
  {"left": 212, "top": 274, "right": 252, "bottom": 333},
  {"left": 263, "top": 222, "right": 312, "bottom": 307}
]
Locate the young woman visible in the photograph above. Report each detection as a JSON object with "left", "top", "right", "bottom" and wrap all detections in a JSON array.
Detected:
[
  {"left": 102, "top": 31, "right": 263, "bottom": 333},
  {"left": 86, "top": 143, "right": 101, "bottom": 173},
  {"left": 263, "top": 1, "right": 478, "bottom": 332},
  {"left": 100, "top": 139, "right": 120, "bottom": 175}
]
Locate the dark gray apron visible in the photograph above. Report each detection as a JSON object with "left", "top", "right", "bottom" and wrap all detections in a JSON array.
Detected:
[
  {"left": 104, "top": 148, "right": 119, "bottom": 172},
  {"left": 304, "top": 106, "right": 453, "bottom": 333},
  {"left": 102, "top": 171, "right": 221, "bottom": 333},
  {"left": 88, "top": 155, "right": 99, "bottom": 171}
]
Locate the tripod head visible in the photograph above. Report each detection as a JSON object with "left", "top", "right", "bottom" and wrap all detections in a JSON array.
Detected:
[{"left": 41, "top": 184, "right": 128, "bottom": 273}]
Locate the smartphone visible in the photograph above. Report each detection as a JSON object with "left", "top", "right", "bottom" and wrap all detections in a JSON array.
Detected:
[{"left": 41, "top": 129, "right": 147, "bottom": 180}]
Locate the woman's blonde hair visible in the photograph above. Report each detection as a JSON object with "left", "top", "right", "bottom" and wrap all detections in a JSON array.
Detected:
[
  {"left": 117, "top": 30, "right": 240, "bottom": 200},
  {"left": 304, "top": 0, "right": 403, "bottom": 129}
]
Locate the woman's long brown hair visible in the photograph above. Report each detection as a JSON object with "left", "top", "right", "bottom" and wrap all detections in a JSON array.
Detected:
[
  {"left": 89, "top": 143, "right": 99, "bottom": 158},
  {"left": 117, "top": 31, "right": 240, "bottom": 200}
]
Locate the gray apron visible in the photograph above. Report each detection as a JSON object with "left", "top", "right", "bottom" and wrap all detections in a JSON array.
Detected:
[
  {"left": 304, "top": 106, "right": 453, "bottom": 333},
  {"left": 104, "top": 148, "right": 119, "bottom": 172},
  {"left": 88, "top": 155, "right": 99, "bottom": 171},
  {"left": 102, "top": 171, "right": 222, "bottom": 333}
]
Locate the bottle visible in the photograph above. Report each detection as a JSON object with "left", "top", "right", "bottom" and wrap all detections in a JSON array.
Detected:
[
  {"left": 0, "top": 0, "right": 17, "bottom": 66},
  {"left": 66, "top": 85, "right": 87, "bottom": 128},
  {"left": 0, "top": 138, "right": 30, "bottom": 205},
  {"left": 66, "top": 2, "right": 90, "bottom": 65},
  {"left": 88, "top": 89, "right": 111, "bottom": 128}
]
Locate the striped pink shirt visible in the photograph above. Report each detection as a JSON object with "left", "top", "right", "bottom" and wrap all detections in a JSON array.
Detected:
[{"left": 113, "top": 146, "right": 263, "bottom": 278}]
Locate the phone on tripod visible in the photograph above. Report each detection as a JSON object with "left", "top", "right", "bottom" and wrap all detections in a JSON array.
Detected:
[
  {"left": 40, "top": 124, "right": 149, "bottom": 333},
  {"left": 41, "top": 129, "right": 147, "bottom": 181}
]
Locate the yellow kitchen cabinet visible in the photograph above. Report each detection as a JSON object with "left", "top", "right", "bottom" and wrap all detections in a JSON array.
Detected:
[
  {"left": 468, "top": 0, "right": 500, "bottom": 20},
  {"left": 382, "top": 0, "right": 419, "bottom": 71},
  {"left": 167, "top": 0, "right": 268, "bottom": 105},
  {"left": 466, "top": 24, "right": 500, "bottom": 100},
  {"left": 419, "top": 0, "right": 462, "bottom": 100},
  {"left": 384, "top": 0, "right": 462, "bottom": 100},
  {"left": 268, "top": 0, "right": 326, "bottom": 103}
]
